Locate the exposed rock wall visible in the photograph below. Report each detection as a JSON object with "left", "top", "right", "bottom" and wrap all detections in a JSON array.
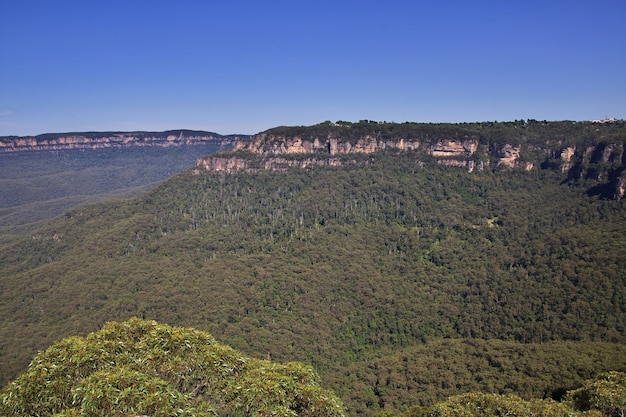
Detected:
[
  {"left": 438, "top": 159, "right": 486, "bottom": 173},
  {"left": 195, "top": 156, "right": 251, "bottom": 173},
  {"left": 615, "top": 174, "right": 626, "bottom": 201},
  {"left": 198, "top": 129, "right": 626, "bottom": 203},
  {"left": 204, "top": 134, "right": 517, "bottom": 173},
  {"left": 229, "top": 134, "right": 531, "bottom": 169},
  {"left": 430, "top": 139, "right": 477, "bottom": 157},
  {"left": 194, "top": 156, "right": 353, "bottom": 174},
  {"left": 235, "top": 133, "right": 421, "bottom": 156},
  {"left": 559, "top": 147, "right": 577, "bottom": 172},
  {"left": 495, "top": 145, "right": 522, "bottom": 169}
]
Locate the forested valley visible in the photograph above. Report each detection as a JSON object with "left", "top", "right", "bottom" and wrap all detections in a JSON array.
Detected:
[{"left": 1, "top": 123, "right": 625, "bottom": 415}]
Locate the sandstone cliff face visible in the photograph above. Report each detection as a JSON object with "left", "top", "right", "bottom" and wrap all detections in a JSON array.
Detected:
[
  {"left": 194, "top": 155, "right": 356, "bottom": 174},
  {"left": 559, "top": 147, "right": 577, "bottom": 172},
  {"left": 0, "top": 131, "right": 241, "bottom": 153},
  {"left": 229, "top": 133, "right": 537, "bottom": 169},
  {"left": 234, "top": 133, "right": 421, "bottom": 156},
  {"left": 205, "top": 134, "right": 518, "bottom": 173},
  {"left": 198, "top": 130, "right": 626, "bottom": 198},
  {"left": 196, "top": 156, "right": 250, "bottom": 173},
  {"left": 494, "top": 144, "right": 522, "bottom": 169},
  {"left": 438, "top": 159, "right": 486, "bottom": 173},
  {"left": 430, "top": 139, "right": 477, "bottom": 157},
  {"left": 559, "top": 142, "right": 626, "bottom": 199},
  {"left": 615, "top": 174, "right": 626, "bottom": 201}
]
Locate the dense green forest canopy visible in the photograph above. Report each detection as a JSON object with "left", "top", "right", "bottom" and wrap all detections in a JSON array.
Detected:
[
  {"left": 1, "top": 129, "right": 625, "bottom": 414},
  {"left": 263, "top": 119, "right": 625, "bottom": 148},
  {"left": 1, "top": 320, "right": 624, "bottom": 417}
]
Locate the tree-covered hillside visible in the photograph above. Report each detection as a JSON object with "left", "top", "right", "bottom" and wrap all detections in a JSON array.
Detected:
[{"left": 1, "top": 150, "right": 625, "bottom": 414}]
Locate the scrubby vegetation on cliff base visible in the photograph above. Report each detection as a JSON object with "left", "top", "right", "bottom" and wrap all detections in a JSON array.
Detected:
[
  {"left": 426, "top": 371, "right": 625, "bottom": 417},
  {"left": 0, "top": 318, "right": 345, "bottom": 417}
]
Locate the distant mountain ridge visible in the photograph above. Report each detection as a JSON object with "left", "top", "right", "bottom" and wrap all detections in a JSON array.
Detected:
[{"left": 0, "top": 129, "right": 247, "bottom": 152}]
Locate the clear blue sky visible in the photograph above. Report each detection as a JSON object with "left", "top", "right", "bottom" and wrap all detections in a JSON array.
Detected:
[{"left": 1, "top": 0, "right": 625, "bottom": 136}]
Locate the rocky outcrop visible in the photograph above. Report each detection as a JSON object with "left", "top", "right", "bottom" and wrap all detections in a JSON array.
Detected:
[
  {"left": 615, "top": 173, "right": 626, "bottom": 201},
  {"left": 207, "top": 134, "right": 510, "bottom": 174},
  {"left": 194, "top": 155, "right": 357, "bottom": 174},
  {"left": 195, "top": 156, "right": 251, "bottom": 173},
  {"left": 231, "top": 133, "right": 530, "bottom": 171},
  {"left": 199, "top": 129, "right": 626, "bottom": 196},
  {"left": 261, "top": 157, "right": 347, "bottom": 171},
  {"left": 559, "top": 147, "right": 577, "bottom": 172},
  {"left": 235, "top": 133, "right": 420, "bottom": 156},
  {"left": 0, "top": 130, "right": 242, "bottom": 153},
  {"left": 496, "top": 145, "right": 522, "bottom": 169},
  {"left": 438, "top": 159, "right": 486, "bottom": 173},
  {"left": 234, "top": 134, "right": 323, "bottom": 154},
  {"left": 561, "top": 143, "right": 624, "bottom": 179},
  {"left": 430, "top": 139, "right": 478, "bottom": 157}
]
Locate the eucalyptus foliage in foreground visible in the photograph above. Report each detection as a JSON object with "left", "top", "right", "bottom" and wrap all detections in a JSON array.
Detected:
[{"left": 0, "top": 318, "right": 345, "bottom": 417}]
